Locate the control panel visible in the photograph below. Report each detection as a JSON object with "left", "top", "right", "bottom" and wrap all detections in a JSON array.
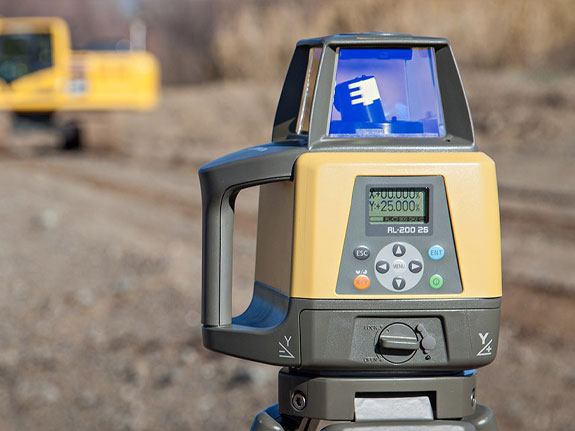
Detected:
[{"left": 336, "top": 176, "right": 463, "bottom": 295}]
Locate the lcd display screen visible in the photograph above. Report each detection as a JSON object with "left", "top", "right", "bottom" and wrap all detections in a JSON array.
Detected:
[
  {"left": 329, "top": 48, "right": 445, "bottom": 138},
  {"left": 369, "top": 187, "right": 429, "bottom": 224}
]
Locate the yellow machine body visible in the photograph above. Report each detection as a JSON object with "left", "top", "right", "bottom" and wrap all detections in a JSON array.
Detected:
[
  {"left": 201, "top": 35, "right": 502, "bottom": 373},
  {"left": 256, "top": 152, "right": 501, "bottom": 300},
  {"left": 0, "top": 17, "right": 159, "bottom": 113}
]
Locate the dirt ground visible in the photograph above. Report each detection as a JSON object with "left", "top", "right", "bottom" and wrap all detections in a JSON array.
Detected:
[{"left": 0, "top": 69, "right": 574, "bottom": 431}]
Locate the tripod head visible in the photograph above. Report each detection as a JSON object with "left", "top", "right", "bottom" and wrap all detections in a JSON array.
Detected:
[{"left": 199, "top": 33, "right": 502, "bottom": 429}]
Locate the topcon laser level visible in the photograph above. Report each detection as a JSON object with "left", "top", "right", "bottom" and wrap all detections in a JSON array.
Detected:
[{"left": 199, "top": 33, "right": 501, "bottom": 430}]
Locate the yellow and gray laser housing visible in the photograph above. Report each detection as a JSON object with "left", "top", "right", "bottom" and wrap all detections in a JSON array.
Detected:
[{"left": 200, "top": 34, "right": 501, "bottom": 373}]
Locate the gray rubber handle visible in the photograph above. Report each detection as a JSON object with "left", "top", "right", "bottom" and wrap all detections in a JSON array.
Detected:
[{"left": 199, "top": 143, "right": 305, "bottom": 327}]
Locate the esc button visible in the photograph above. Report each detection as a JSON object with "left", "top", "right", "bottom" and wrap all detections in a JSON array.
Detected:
[
  {"left": 353, "top": 246, "right": 370, "bottom": 260},
  {"left": 353, "top": 275, "right": 371, "bottom": 290}
]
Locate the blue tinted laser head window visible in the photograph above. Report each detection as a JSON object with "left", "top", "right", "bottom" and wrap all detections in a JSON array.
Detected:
[{"left": 329, "top": 48, "right": 446, "bottom": 138}]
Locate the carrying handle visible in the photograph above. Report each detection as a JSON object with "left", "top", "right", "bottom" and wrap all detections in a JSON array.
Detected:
[{"left": 199, "top": 143, "right": 305, "bottom": 327}]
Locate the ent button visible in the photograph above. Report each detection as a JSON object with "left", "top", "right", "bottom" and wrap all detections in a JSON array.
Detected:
[
  {"left": 428, "top": 245, "right": 445, "bottom": 260},
  {"left": 353, "top": 275, "right": 371, "bottom": 290}
]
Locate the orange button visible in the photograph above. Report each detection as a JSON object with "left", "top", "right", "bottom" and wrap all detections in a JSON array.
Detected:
[{"left": 353, "top": 275, "right": 371, "bottom": 290}]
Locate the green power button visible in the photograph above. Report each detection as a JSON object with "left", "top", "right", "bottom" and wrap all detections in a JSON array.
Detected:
[{"left": 430, "top": 274, "right": 444, "bottom": 289}]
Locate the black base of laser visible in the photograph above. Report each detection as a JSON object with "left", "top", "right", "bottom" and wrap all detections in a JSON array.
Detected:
[{"left": 250, "top": 370, "right": 498, "bottom": 431}]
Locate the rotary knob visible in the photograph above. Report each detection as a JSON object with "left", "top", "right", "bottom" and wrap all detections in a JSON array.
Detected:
[{"left": 377, "top": 323, "right": 419, "bottom": 364}]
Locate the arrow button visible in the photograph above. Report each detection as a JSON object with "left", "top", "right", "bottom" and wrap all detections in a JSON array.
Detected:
[
  {"left": 392, "top": 243, "right": 406, "bottom": 257},
  {"left": 392, "top": 277, "right": 406, "bottom": 291},
  {"left": 376, "top": 260, "right": 390, "bottom": 274},
  {"left": 409, "top": 260, "right": 423, "bottom": 273}
]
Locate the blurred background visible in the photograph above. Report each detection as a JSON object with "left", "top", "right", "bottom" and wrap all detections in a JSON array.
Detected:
[{"left": 0, "top": 0, "right": 574, "bottom": 430}]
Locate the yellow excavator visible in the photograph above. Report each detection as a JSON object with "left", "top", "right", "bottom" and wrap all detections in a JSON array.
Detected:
[{"left": 0, "top": 16, "right": 160, "bottom": 149}]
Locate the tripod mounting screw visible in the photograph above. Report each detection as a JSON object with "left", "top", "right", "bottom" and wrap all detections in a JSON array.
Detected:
[{"left": 291, "top": 391, "right": 307, "bottom": 411}]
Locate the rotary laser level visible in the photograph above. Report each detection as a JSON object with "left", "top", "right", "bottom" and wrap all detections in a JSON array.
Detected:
[{"left": 199, "top": 33, "right": 501, "bottom": 430}]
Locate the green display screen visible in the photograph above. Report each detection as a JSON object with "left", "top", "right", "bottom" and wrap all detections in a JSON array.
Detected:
[{"left": 369, "top": 187, "right": 429, "bottom": 224}]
